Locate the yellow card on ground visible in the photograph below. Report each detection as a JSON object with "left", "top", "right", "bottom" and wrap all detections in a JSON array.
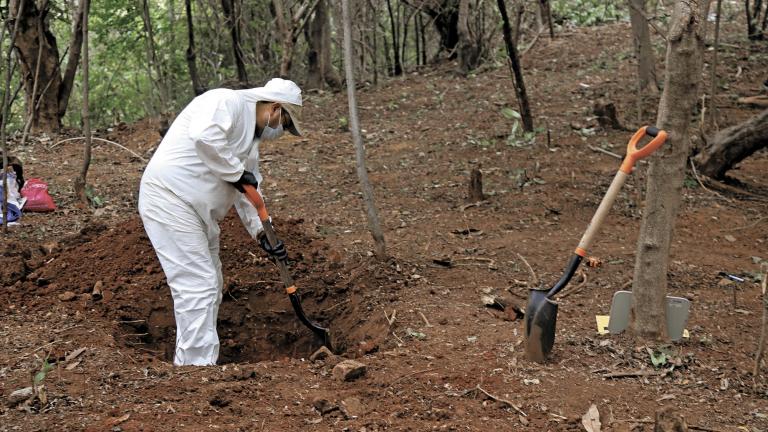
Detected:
[{"left": 596, "top": 315, "right": 609, "bottom": 335}]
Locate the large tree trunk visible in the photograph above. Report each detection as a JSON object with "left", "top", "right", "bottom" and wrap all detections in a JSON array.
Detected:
[
  {"left": 694, "top": 109, "right": 768, "bottom": 178},
  {"left": 632, "top": 0, "right": 711, "bottom": 338},
  {"left": 341, "top": 0, "right": 386, "bottom": 259},
  {"left": 8, "top": 0, "right": 88, "bottom": 132},
  {"left": 423, "top": 0, "right": 460, "bottom": 59},
  {"left": 497, "top": 0, "right": 533, "bottom": 132},
  {"left": 306, "top": 0, "right": 341, "bottom": 89},
  {"left": 628, "top": 0, "right": 659, "bottom": 95},
  {"left": 184, "top": 0, "right": 205, "bottom": 95},
  {"left": 456, "top": 0, "right": 481, "bottom": 74}
]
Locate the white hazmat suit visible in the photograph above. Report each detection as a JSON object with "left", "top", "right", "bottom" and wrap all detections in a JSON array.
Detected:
[{"left": 138, "top": 78, "right": 303, "bottom": 366}]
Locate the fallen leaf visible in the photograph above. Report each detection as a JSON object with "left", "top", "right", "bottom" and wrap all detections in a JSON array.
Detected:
[
  {"left": 581, "top": 404, "right": 601, "bottom": 432},
  {"left": 724, "top": 235, "right": 736, "bottom": 242}
]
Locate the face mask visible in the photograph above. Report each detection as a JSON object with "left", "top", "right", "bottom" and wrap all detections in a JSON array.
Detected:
[{"left": 260, "top": 108, "right": 284, "bottom": 141}]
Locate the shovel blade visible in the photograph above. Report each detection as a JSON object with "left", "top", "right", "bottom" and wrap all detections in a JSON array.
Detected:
[{"left": 525, "top": 289, "right": 558, "bottom": 363}]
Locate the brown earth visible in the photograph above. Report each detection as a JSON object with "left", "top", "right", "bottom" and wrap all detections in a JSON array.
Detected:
[{"left": 2, "top": 22, "right": 768, "bottom": 431}]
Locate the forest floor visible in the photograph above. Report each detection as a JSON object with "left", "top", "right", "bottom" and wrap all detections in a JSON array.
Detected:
[{"left": 2, "top": 23, "right": 768, "bottom": 432}]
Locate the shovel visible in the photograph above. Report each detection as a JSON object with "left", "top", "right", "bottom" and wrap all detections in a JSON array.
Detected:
[
  {"left": 524, "top": 126, "right": 668, "bottom": 363},
  {"left": 242, "top": 184, "right": 332, "bottom": 350}
]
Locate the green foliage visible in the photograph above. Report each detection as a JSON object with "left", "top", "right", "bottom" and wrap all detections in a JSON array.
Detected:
[
  {"left": 85, "top": 184, "right": 104, "bottom": 208},
  {"left": 33, "top": 358, "right": 54, "bottom": 386},
  {"left": 552, "top": 0, "right": 626, "bottom": 26},
  {"left": 501, "top": 107, "right": 536, "bottom": 147}
]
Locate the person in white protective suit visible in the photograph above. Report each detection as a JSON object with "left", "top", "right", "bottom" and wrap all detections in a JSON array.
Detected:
[{"left": 138, "top": 78, "right": 304, "bottom": 366}]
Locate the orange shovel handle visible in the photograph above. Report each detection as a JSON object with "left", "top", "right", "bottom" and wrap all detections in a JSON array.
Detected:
[
  {"left": 243, "top": 184, "right": 270, "bottom": 223},
  {"left": 619, "top": 126, "right": 668, "bottom": 174}
]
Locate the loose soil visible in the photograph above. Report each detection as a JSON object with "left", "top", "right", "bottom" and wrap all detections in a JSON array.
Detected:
[{"left": 2, "top": 22, "right": 767, "bottom": 431}]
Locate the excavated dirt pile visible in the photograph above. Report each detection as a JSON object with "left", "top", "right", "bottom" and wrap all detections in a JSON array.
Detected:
[{"left": 7, "top": 212, "right": 405, "bottom": 363}]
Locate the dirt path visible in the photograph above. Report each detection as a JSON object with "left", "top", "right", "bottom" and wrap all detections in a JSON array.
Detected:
[{"left": 2, "top": 23, "right": 767, "bottom": 431}]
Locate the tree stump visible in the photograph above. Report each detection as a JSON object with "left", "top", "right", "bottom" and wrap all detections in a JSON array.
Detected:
[
  {"left": 468, "top": 167, "right": 485, "bottom": 202},
  {"left": 593, "top": 100, "right": 624, "bottom": 130},
  {"left": 655, "top": 407, "right": 688, "bottom": 432}
]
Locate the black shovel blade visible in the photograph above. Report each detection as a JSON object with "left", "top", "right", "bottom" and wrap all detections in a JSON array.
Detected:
[
  {"left": 525, "top": 289, "right": 558, "bottom": 363},
  {"left": 288, "top": 292, "right": 333, "bottom": 351}
]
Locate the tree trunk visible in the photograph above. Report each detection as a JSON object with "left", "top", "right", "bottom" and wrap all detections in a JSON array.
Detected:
[
  {"left": 140, "top": 0, "right": 168, "bottom": 113},
  {"left": 632, "top": 0, "right": 711, "bottom": 339},
  {"left": 306, "top": 0, "right": 341, "bottom": 89},
  {"left": 457, "top": 0, "right": 481, "bottom": 74},
  {"left": 424, "top": 0, "right": 460, "bottom": 58},
  {"left": 341, "top": 0, "right": 387, "bottom": 259},
  {"left": 8, "top": 0, "right": 88, "bottom": 132},
  {"left": 222, "top": 0, "right": 248, "bottom": 83},
  {"left": 538, "top": 0, "right": 555, "bottom": 38},
  {"left": 708, "top": 0, "right": 722, "bottom": 130},
  {"left": 385, "top": 0, "right": 402, "bottom": 75},
  {"left": 273, "top": 0, "right": 293, "bottom": 77},
  {"left": 74, "top": 0, "right": 92, "bottom": 206},
  {"left": 497, "top": 0, "right": 533, "bottom": 132},
  {"left": 419, "top": 11, "right": 427, "bottom": 65},
  {"left": 628, "top": 0, "right": 659, "bottom": 96},
  {"left": 2, "top": 0, "right": 25, "bottom": 231},
  {"left": 746, "top": 0, "right": 765, "bottom": 39},
  {"left": 694, "top": 108, "right": 768, "bottom": 178},
  {"left": 185, "top": 0, "right": 205, "bottom": 95}
]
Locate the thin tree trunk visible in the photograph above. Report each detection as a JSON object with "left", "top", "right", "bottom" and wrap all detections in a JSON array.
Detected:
[
  {"left": 628, "top": 0, "right": 659, "bottom": 95},
  {"left": 415, "top": 10, "right": 421, "bottom": 66},
  {"left": 185, "top": 0, "right": 205, "bottom": 95},
  {"left": 318, "top": 0, "right": 341, "bottom": 88},
  {"left": 222, "top": 0, "right": 248, "bottom": 83},
  {"left": 72, "top": 4, "right": 90, "bottom": 203},
  {"left": 2, "top": 0, "right": 25, "bottom": 232},
  {"left": 386, "top": 0, "right": 402, "bottom": 75},
  {"left": 457, "top": 0, "right": 476, "bottom": 74},
  {"left": 273, "top": 0, "right": 292, "bottom": 77},
  {"left": 538, "top": 0, "right": 555, "bottom": 38},
  {"left": 419, "top": 11, "right": 427, "bottom": 65},
  {"left": 371, "top": 0, "right": 379, "bottom": 84},
  {"left": 632, "top": 0, "right": 711, "bottom": 338},
  {"left": 755, "top": 264, "right": 767, "bottom": 376},
  {"left": 694, "top": 108, "right": 768, "bottom": 178},
  {"left": 341, "top": 0, "right": 386, "bottom": 259},
  {"left": 58, "top": 0, "right": 89, "bottom": 120},
  {"left": 74, "top": 0, "right": 91, "bottom": 206},
  {"left": 497, "top": 0, "right": 533, "bottom": 132},
  {"left": 708, "top": 0, "right": 722, "bottom": 130},
  {"left": 140, "top": 0, "right": 167, "bottom": 113}
]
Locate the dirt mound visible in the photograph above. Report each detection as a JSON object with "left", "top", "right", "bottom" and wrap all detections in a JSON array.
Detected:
[{"left": 9, "top": 212, "right": 405, "bottom": 363}]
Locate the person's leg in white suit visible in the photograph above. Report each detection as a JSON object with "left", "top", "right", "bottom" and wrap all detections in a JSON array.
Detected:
[{"left": 139, "top": 184, "right": 222, "bottom": 366}]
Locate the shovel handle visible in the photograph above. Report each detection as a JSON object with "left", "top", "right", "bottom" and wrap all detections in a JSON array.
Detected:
[
  {"left": 242, "top": 184, "right": 296, "bottom": 294},
  {"left": 575, "top": 126, "right": 666, "bottom": 257},
  {"left": 619, "top": 126, "right": 667, "bottom": 174}
]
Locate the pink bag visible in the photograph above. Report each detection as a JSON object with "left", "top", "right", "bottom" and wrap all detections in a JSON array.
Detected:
[{"left": 21, "top": 178, "right": 57, "bottom": 212}]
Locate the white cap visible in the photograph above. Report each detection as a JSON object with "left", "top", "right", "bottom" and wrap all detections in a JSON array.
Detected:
[{"left": 237, "top": 78, "right": 304, "bottom": 136}]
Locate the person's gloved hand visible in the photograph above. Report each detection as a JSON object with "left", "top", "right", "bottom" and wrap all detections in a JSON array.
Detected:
[
  {"left": 258, "top": 232, "right": 288, "bottom": 262},
  {"left": 230, "top": 170, "right": 258, "bottom": 193}
]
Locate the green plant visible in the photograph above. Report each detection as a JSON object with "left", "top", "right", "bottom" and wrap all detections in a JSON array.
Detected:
[
  {"left": 501, "top": 107, "right": 536, "bottom": 147},
  {"left": 552, "top": 0, "right": 626, "bottom": 26}
]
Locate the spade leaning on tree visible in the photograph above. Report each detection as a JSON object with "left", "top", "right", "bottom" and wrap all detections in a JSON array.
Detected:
[{"left": 138, "top": 78, "right": 304, "bottom": 366}]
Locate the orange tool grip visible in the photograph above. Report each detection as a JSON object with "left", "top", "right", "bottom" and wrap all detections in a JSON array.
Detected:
[
  {"left": 243, "top": 184, "right": 270, "bottom": 222},
  {"left": 619, "top": 126, "right": 668, "bottom": 174}
]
